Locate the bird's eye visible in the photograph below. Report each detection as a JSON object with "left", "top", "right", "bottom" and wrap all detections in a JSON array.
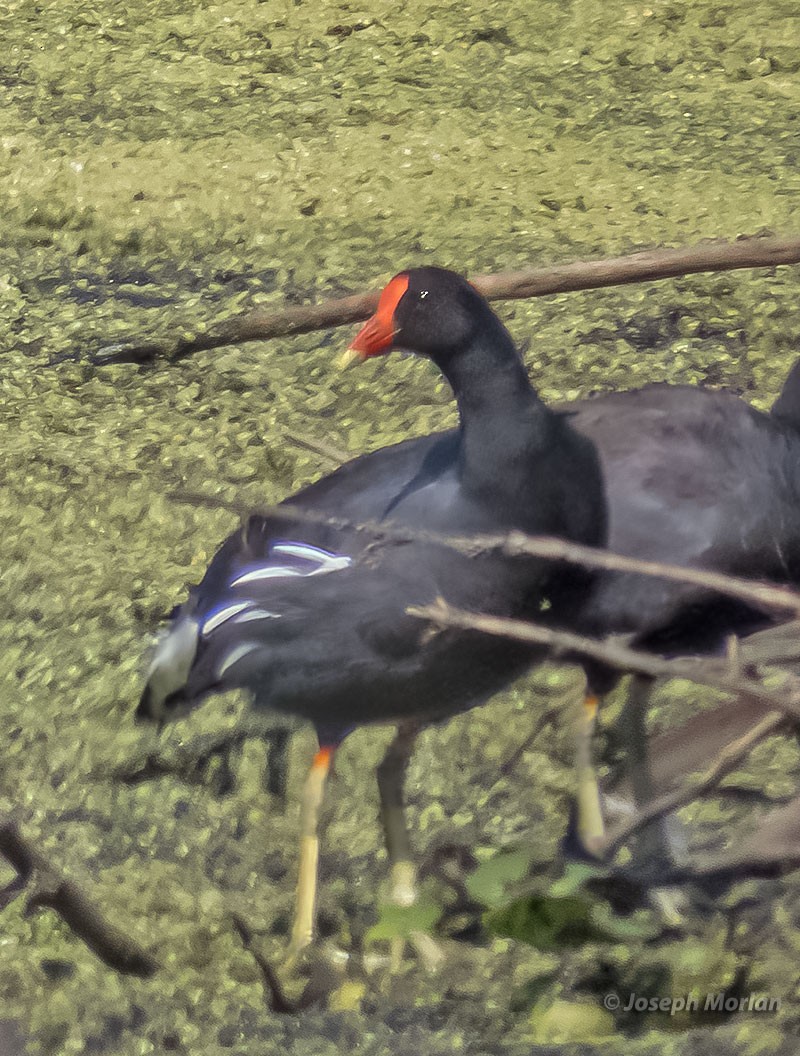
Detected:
[{"left": 419, "top": 290, "right": 428, "bottom": 300}]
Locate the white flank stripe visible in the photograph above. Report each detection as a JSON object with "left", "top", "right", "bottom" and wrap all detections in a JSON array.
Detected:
[
  {"left": 309, "top": 555, "right": 352, "bottom": 574},
  {"left": 216, "top": 642, "right": 261, "bottom": 678},
  {"left": 272, "top": 542, "right": 337, "bottom": 562},
  {"left": 235, "top": 608, "right": 281, "bottom": 622},
  {"left": 272, "top": 542, "right": 353, "bottom": 573},
  {"left": 202, "top": 601, "right": 252, "bottom": 635},
  {"left": 231, "top": 566, "right": 304, "bottom": 585}
]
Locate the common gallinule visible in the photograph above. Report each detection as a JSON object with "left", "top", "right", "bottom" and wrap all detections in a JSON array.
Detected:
[
  {"left": 343, "top": 278, "right": 800, "bottom": 856},
  {"left": 345, "top": 299, "right": 800, "bottom": 868},
  {"left": 561, "top": 375, "right": 800, "bottom": 857},
  {"left": 136, "top": 267, "right": 606, "bottom": 959}
]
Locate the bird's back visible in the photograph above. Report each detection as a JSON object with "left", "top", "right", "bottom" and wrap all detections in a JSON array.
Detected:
[
  {"left": 140, "top": 408, "right": 604, "bottom": 727},
  {"left": 563, "top": 383, "right": 800, "bottom": 645}
]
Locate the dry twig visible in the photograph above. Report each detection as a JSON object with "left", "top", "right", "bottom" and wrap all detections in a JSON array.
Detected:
[
  {"left": 408, "top": 599, "right": 800, "bottom": 858},
  {"left": 601, "top": 710, "right": 786, "bottom": 855},
  {"left": 0, "top": 819, "right": 157, "bottom": 977},
  {"left": 89, "top": 234, "right": 800, "bottom": 365},
  {"left": 408, "top": 598, "right": 800, "bottom": 722},
  {"left": 172, "top": 492, "right": 800, "bottom": 620}
]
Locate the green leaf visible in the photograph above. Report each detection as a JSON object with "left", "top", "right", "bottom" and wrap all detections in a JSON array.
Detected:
[
  {"left": 365, "top": 897, "right": 441, "bottom": 943},
  {"left": 465, "top": 848, "right": 532, "bottom": 907},
  {"left": 549, "top": 861, "right": 605, "bottom": 897},
  {"left": 487, "top": 887, "right": 660, "bottom": 950},
  {"left": 488, "top": 894, "right": 598, "bottom": 951}
]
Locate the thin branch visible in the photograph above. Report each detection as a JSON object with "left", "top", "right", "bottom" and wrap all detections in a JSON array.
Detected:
[
  {"left": 407, "top": 600, "right": 800, "bottom": 858},
  {"left": 600, "top": 711, "right": 786, "bottom": 856},
  {"left": 407, "top": 598, "right": 800, "bottom": 723},
  {"left": 0, "top": 819, "right": 157, "bottom": 977},
  {"left": 88, "top": 234, "right": 800, "bottom": 365},
  {"left": 170, "top": 492, "right": 800, "bottom": 620},
  {"left": 282, "top": 430, "right": 351, "bottom": 467},
  {"left": 230, "top": 914, "right": 344, "bottom": 1012},
  {"left": 230, "top": 914, "right": 303, "bottom": 1014},
  {"left": 473, "top": 235, "right": 800, "bottom": 301}
]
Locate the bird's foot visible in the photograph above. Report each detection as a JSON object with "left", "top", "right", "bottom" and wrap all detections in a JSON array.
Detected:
[
  {"left": 273, "top": 939, "right": 351, "bottom": 1008},
  {"left": 362, "top": 859, "right": 445, "bottom": 978},
  {"left": 362, "top": 930, "right": 445, "bottom": 978},
  {"left": 280, "top": 934, "right": 310, "bottom": 977},
  {"left": 650, "top": 886, "right": 687, "bottom": 927},
  {"left": 388, "top": 859, "right": 418, "bottom": 909}
]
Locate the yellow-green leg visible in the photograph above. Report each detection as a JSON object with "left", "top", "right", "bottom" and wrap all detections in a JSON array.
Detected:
[
  {"left": 376, "top": 722, "right": 443, "bottom": 973},
  {"left": 576, "top": 691, "right": 605, "bottom": 851},
  {"left": 284, "top": 745, "right": 334, "bottom": 968},
  {"left": 377, "top": 722, "right": 420, "bottom": 910}
]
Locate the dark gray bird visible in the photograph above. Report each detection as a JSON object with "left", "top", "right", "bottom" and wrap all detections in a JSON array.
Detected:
[{"left": 136, "top": 267, "right": 606, "bottom": 961}]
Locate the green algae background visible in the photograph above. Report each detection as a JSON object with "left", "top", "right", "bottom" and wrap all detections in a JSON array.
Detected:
[{"left": 2, "top": 0, "right": 800, "bottom": 1052}]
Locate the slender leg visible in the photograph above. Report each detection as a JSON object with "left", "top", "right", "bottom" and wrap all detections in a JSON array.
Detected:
[
  {"left": 575, "top": 691, "right": 606, "bottom": 850},
  {"left": 376, "top": 722, "right": 443, "bottom": 973},
  {"left": 619, "top": 676, "right": 655, "bottom": 807},
  {"left": 284, "top": 744, "right": 334, "bottom": 966},
  {"left": 377, "top": 721, "right": 420, "bottom": 908},
  {"left": 619, "top": 674, "right": 683, "bottom": 922},
  {"left": 619, "top": 675, "right": 677, "bottom": 865}
]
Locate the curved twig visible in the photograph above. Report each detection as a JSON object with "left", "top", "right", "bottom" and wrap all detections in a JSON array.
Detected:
[{"left": 0, "top": 819, "right": 157, "bottom": 977}]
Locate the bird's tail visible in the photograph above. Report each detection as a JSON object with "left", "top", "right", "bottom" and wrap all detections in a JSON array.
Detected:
[{"left": 136, "top": 614, "right": 200, "bottom": 724}]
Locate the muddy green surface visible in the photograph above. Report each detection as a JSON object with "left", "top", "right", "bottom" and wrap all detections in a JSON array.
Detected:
[{"left": 3, "top": 0, "right": 800, "bottom": 1052}]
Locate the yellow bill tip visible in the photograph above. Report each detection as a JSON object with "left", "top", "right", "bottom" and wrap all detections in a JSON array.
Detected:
[{"left": 338, "top": 346, "right": 362, "bottom": 370}]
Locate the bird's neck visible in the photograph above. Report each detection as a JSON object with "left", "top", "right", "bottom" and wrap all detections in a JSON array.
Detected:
[{"left": 438, "top": 328, "right": 555, "bottom": 498}]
